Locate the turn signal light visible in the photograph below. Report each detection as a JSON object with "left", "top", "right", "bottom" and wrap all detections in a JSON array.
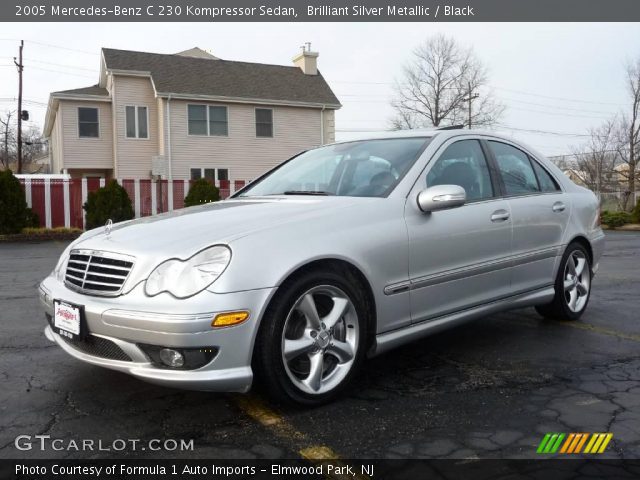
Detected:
[{"left": 212, "top": 311, "right": 250, "bottom": 328}]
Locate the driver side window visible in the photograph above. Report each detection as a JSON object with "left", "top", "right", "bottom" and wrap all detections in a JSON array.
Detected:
[{"left": 426, "top": 140, "right": 494, "bottom": 202}]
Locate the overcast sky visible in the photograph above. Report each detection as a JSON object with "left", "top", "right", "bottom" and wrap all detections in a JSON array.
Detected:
[{"left": 0, "top": 22, "right": 639, "bottom": 157}]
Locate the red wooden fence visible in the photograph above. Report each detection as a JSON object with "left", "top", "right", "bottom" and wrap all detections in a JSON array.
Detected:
[{"left": 18, "top": 178, "right": 247, "bottom": 230}]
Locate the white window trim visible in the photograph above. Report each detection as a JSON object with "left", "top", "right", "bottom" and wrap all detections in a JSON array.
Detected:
[
  {"left": 125, "top": 105, "right": 149, "bottom": 140},
  {"left": 77, "top": 106, "right": 100, "bottom": 139},
  {"left": 254, "top": 107, "right": 274, "bottom": 139},
  {"left": 186, "top": 104, "right": 229, "bottom": 137},
  {"left": 189, "top": 167, "right": 230, "bottom": 182}
]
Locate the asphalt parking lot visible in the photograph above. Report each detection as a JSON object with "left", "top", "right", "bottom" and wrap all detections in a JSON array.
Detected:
[{"left": 1, "top": 231, "right": 639, "bottom": 460}]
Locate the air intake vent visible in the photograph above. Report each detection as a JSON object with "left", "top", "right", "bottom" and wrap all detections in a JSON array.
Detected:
[{"left": 64, "top": 250, "right": 134, "bottom": 296}]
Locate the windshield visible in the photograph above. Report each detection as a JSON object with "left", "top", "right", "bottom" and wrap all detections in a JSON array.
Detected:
[{"left": 237, "top": 137, "right": 431, "bottom": 198}]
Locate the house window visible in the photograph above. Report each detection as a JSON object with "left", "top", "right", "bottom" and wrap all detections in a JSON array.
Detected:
[
  {"left": 209, "top": 107, "right": 228, "bottom": 136},
  {"left": 255, "top": 108, "right": 273, "bottom": 137},
  {"left": 78, "top": 107, "right": 99, "bottom": 138},
  {"left": 188, "top": 104, "right": 228, "bottom": 136},
  {"left": 204, "top": 168, "right": 216, "bottom": 181},
  {"left": 190, "top": 168, "right": 229, "bottom": 182},
  {"left": 125, "top": 106, "right": 148, "bottom": 139}
]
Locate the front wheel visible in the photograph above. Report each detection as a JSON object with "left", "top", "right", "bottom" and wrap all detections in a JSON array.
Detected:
[
  {"left": 253, "top": 268, "right": 369, "bottom": 405},
  {"left": 535, "top": 243, "right": 592, "bottom": 321}
]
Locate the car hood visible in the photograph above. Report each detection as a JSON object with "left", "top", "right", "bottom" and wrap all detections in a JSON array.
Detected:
[{"left": 73, "top": 196, "right": 360, "bottom": 258}]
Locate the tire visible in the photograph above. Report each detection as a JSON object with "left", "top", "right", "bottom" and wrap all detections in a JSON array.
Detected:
[
  {"left": 253, "top": 267, "right": 370, "bottom": 406},
  {"left": 535, "top": 242, "right": 592, "bottom": 321}
]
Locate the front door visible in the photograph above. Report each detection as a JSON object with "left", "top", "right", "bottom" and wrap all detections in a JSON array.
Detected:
[{"left": 405, "top": 139, "right": 513, "bottom": 323}]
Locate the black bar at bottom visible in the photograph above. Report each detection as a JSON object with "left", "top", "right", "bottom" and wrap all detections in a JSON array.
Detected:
[{"left": 4, "top": 459, "right": 640, "bottom": 480}]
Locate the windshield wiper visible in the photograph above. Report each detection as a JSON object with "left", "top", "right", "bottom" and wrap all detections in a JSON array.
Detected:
[{"left": 282, "top": 190, "right": 333, "bottom": 196}]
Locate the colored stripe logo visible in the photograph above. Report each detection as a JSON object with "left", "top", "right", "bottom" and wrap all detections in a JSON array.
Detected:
[{"left": 537, "top": 433, "right": 613, "bottom": 454}]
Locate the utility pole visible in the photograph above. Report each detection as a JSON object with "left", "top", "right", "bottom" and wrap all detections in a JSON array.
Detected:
[
  {"left": 462, "top": 81, "right": 479, "bottom": 129},
  {"left": 14, "top": 40, "right": 24, "bottom": 174}
]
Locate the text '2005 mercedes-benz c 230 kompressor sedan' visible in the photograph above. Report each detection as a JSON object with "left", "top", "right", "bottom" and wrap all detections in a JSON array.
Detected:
[{"left": 40, "top": 129, "right": 604, "bottom": 405}]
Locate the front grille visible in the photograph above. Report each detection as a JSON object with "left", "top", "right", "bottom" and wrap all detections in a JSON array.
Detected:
[
  {"left": 46, "top": 314, "right": 131, "bottom": 361},
  {"left": 64, "top": 250, "right": 134, "bottom": 296}
]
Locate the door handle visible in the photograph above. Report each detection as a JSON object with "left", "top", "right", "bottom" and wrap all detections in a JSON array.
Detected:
[
  {"left": 552, "top": 202, "right": 566, "bottom": 212},
  {"left": 491, "top": 210, "right": 510, "bottom": 222}
]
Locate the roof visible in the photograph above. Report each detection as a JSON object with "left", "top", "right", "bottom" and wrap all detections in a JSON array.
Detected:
[
  {"left": 102, "top": 48, "right": 341, "bottom": 107},
  {"left": 52, "top": 85, "right": 109, "bottom": 97},
  {"left": 175, "top": 47, "right": 219, "bottom": 60}
]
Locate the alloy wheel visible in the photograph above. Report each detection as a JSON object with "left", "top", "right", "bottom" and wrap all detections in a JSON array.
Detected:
[
  {"left": 281, "top": 285, "right": 359, "bottom": 395},
  {"left": 563, "top": 250, "right": 590, "bottom": 313}
]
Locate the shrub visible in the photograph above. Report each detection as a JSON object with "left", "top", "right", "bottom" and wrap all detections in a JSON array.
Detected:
[
  {"left": 25, "top": 208, "right": 40, "bottom": 228},
  {"left": 601, "top": 210, "right": 632, "bottom": 228},
  {"left": 0, "top": 169, "right": 29, "bottom": 234},
  {"left": 631, "top": 198, "right": 640, "bottom": 223},
  {"left": 83, "top": 179, "right": 134, "bottom": 230},
  {"left": 184, "top": 179, "right": 220, "bottom": 207}
]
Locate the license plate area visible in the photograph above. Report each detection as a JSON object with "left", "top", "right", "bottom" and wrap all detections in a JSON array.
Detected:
[{"left": 53, "top": 300, "right": 85, "bottom": 341}]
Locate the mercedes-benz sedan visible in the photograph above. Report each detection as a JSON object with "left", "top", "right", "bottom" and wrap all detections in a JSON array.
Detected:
[{"left": 40, "top": 130, "right": 604, "bottom": 405}]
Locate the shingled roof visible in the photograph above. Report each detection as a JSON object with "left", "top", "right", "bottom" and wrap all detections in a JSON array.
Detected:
[
  {"left": 101, "top": 48, "right": 341, "bottom": 107},
  {"left": 53, "top": 85, "right": 109, "bottom": 97}
]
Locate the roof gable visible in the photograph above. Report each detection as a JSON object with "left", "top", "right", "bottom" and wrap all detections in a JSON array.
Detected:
[{"left": 102, "top": 48, "right": 340, "bottom": 107}]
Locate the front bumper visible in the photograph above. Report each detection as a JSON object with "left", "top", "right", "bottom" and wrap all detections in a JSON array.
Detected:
[{"left": 39, "top": 275, "right": 276, "bottom": 392}]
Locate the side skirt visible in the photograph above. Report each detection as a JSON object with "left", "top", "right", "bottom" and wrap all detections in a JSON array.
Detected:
[{"left": 370, "top": 286, "right": 554, "bottom": 357}]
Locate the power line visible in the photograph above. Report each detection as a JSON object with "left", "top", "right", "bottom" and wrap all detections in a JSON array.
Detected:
[
  {"left": 496, "top": 96, "right": 619, "bottom": 115},
  {"left": 0, "top": 38, "right": 98, "bottom": 56},
  {"left": 330, "top": 78, "right": 627, "bottom": 107},
  {"left": 25, "top": 58, "right": 98, "bottom": 72},
  {"left": 27, "top": 65, "right": 95, "bottom": 79},
  {"left": 492, "top": 85, "right": 626, "bottom": 107},
  {"left": 505, "top": 105, "right": 612, "bottom": 120}
]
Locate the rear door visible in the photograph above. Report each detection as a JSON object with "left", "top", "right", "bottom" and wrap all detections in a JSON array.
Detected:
[
  {"left": 486, "top": 140, "right": 569, "bottom": 294},
  {"left": 405, "top": 138, "right": 513, "bottom": 323}
]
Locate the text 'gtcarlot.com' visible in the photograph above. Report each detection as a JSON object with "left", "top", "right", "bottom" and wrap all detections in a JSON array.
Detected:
[{"left": 14, "top": 434, "right": 194, "bottom": 451}]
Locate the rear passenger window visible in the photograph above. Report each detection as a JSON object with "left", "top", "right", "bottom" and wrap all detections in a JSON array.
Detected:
[
  {"left": 489, "top": 141, "right": 539, "bottom": 195},
  {"left": 531, "top": 160, "right": 560, "bottom": 192},
  {"left": 427, "top": 140, "right": 494, "bottom": 201}
]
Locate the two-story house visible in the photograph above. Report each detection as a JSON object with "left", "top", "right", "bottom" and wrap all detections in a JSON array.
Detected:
[{"left": 43, "top": 46, "right": 340, "bottom": 182}]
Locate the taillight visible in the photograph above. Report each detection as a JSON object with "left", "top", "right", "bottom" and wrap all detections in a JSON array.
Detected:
[{"left": 595, "top": 206, "right": 601, "bottom": 227}]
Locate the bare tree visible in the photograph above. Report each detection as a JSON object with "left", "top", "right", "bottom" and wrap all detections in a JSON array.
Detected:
[
  {"left": 614, "top": 58, "right": 640, "bottom": 211},
  {"left": 0, "top": 110, "right": 15, "bottom": 169},
  {"left": 0, "top": 111, "right": 47, "bottom": 172},
  {"left": 570, "top": 121, "right": 620, "bottom": 194},
  {"left": 390, "top": 34, "right": 504, "bottom": 130},
  {"left": 22, "top": 125, "right": 47, "bottom": 172}
]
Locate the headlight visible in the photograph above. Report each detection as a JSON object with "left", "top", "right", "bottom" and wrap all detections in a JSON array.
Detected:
[{"left": 145, "top": 245, "right": 231, "bottom": 299}]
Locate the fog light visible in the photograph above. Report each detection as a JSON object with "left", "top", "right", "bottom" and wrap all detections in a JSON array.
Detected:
[
  {"left": 212, "top": 311, "right": 249, "bottom": 328},
  {"left": 159, "top": 348, "right": 184, "bottom": 368}
]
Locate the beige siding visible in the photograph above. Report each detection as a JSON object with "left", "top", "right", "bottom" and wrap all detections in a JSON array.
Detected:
[
  {"left": 112, "top": 75, "right": 159, "bottom": 178},
  {"left": 322, "top": 109, "right": 336, "bottom": 144},
  {"left": 58, "top": 101, "right": 113, "bottom": 170},
  {"left": 167, "top": 101, "right": 323, "bottom": 181},
  {"left": 50, "top": 112, "right": 63, "bottom": 174}
]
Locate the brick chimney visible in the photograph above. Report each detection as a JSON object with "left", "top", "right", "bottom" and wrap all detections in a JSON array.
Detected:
[{"left": 293, "top": 42, "right": 318, "bottom": 75}]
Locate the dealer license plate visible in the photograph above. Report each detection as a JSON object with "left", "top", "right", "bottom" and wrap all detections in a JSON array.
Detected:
[{"left": 53, "top": 300, "right": 82, "bottom": 340}]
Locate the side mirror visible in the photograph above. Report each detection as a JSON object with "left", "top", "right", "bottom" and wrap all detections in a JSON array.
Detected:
[{"left": 417, "top": 185, "right": 466, "bottom": 213}]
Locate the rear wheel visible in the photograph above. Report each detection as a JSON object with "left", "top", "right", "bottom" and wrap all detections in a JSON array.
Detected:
[
  {"left": 253, "top": 268, "right": 369, "bottom": 405},
  {"left": 535, "top": 243, "right": 592, "bottom": 321}
]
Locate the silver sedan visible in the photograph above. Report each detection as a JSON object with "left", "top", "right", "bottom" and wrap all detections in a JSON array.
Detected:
[{"left": 39, "top": 130, "right": 604, "bottom": 405}]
